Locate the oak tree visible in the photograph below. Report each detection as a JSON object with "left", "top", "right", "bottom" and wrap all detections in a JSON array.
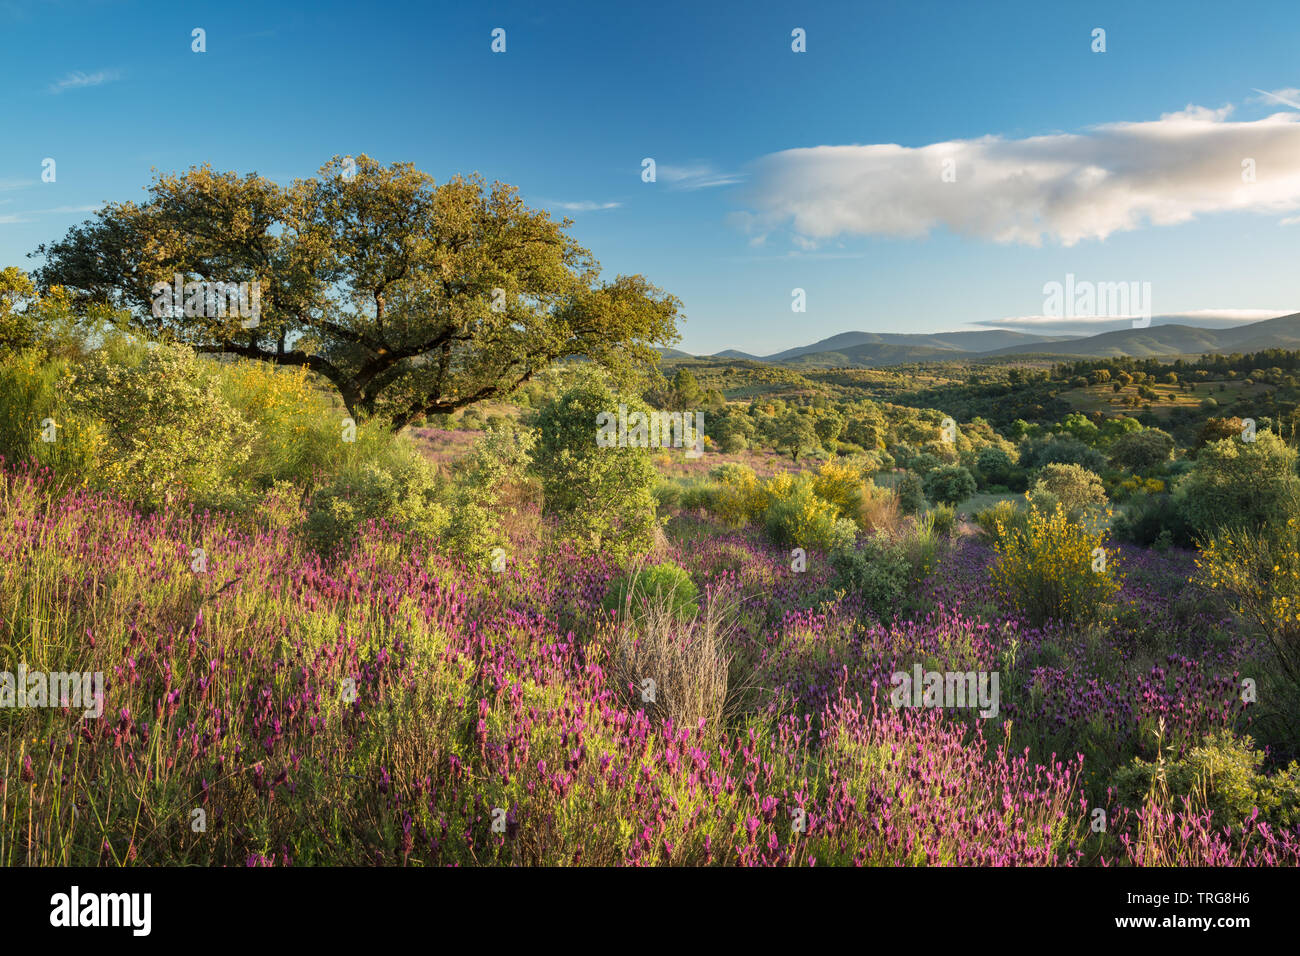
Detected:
[{"left": 34, "top": 155, "right": 682, "bottom": 430}]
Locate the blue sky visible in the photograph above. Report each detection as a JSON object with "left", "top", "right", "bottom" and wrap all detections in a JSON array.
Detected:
[{"left": 3, "top": 0, "right": 1299, "bottom": 355}]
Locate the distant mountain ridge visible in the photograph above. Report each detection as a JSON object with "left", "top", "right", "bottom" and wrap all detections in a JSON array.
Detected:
[
  {"left": 666, "top": 313, "right": 1300, "bottom": 367},
  {"left": 761, "top": 329, "right": 1079, "bottom": 362}
]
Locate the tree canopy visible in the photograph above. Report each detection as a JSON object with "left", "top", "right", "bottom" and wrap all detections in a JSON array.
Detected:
[{"left": 33, "top": 155, "right": 682, "bottom": 430}]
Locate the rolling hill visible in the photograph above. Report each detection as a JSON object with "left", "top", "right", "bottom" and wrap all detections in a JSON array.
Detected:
[
  {"left": 985, "top": 312, "right": 1300, "bottom": 359},
  {"left": 671, "top": 312, "right": 1300, "bottom": 368}
]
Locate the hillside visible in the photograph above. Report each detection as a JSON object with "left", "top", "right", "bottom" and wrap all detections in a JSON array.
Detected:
[{"left": 688, "top": 313, "right": 1300, "bottom": 367}]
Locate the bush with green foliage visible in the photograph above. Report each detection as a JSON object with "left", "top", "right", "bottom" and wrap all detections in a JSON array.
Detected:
[
  {"left": 306, "top": 451, "right": 451, "bottom": 554},
  {"left": 603, "top": 561, "right": 699, "bottom": 622},
  {"left": 652, "top": 479, "right": 683, "bottom": 514},
  {"left": 1112, "top": 492, "right": 1193, "bottom": 548},
  {"left": 1176, "top": 431, "right": 1300, "bottom": 538},
  {"left": 678, "top": 478, "right": 722, "bottom": 513},
  {"left": 975, "top": 446, "right": 1018, "bottom": 489},
  {"left": 532, "top": 370, "right": 661, "bottom": 562},
  {"left": 1020, "top": 436, "right": 1107, "bottom": 475},
  {"left": 444, "top": 422, "right": 535, "bottom": 564},
  {"left": 929, "top": 503, "right": 957, "bottom": 537},
  {"left": 829, "top": 534, "right": 910, "bottom": 623},
  {"left": 908, "top": 452, "right": 944, "bottom": 477},
  {"left": 1113, "top": 730, "right": 1300, "bottom": 833},
  {"left": 1028, "top": 463, "right": 1108, "bottom": 519},
  {"left": 975, "top": 499, "right": 1025, "bottom": 546},
  {"left": 922, "top": 465, "right": 976, "bottom": 507},
  {"left": 1108, "top": 428, "right": 1175, "bottom": 473},
  {"left": 65, "top": 342, "right": 254, "bottom": 509},
  {"left": 897, "top": 473, "right": 926, "bottom": 515}
]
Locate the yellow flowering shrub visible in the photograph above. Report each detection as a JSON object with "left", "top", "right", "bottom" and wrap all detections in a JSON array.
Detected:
[
  {"left": 218, "top": 359, "right": 345, "bottom": 488},
  {"left": 0, "top": 350, "right": 102, "bottom": 484},
  {"left": 1196, "top": 517, "right": 1300, "bottom": 681},
  {"left": 710, "top": 463, "right": 765, "bottom": 526},
  {"left": 763, "top": 470, "right": 797, "bottom": 502},
  {"left": 762, "top": 472, "right": 846, "bottom": 549},
  {"left": 1120, "top": 476, "right": 1166, "bottom": 496},
  {"left": 811, "top": 460, "right": 869, "bottom": 525},
  {"left": 990, "top": 502, "right": 1121, "bottom": 625}
]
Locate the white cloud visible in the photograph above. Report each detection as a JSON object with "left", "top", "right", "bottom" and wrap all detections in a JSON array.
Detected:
[
  {"left": 1250, "top": 88, "right": 1300, "bottom": 110},
  {"left": 740, "top": 103, "right": 1300, "bottom": 247},
  {"left": 48, "top": 69, "right": 121, "bottom": 94},
  {"left": 549, "top": 200, "right": 622, "bottom": 212},
  {"left": 659, "top": 163, "right": 742, "bottom": 190},
  {"left": 0, "top": 203, "right": 102, "bottom": 226},
  {"left": 30, "top": 204, "right": 102, "bottom": 214}
]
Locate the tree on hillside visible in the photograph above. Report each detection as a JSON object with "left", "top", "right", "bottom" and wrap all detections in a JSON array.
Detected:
[
  {"left": 32, "top": 156, "right": 682, "bottom": 431},
  {"left": 1197, "top": 416, "right": 1243, "bottom": 447},
  {"left": 1029, "top": 463, "right": 1108, "bottom": 519},
  {"left": 774, "top": 410, "right": 819, "bottom": 462},
  {"left": 1108, "top": 428, "right": 1174, "bottom": 473},
  {"left": 812, "top": 408, "right": 845, "bottom": 447},
  {"left": 670, "top": 368, "right": 703, "bottom": 408},
  {"left": 1177, "top": 431, "right": 1300, "bottom": 536}
]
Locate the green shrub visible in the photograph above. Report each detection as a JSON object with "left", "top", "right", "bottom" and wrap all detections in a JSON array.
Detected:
[
  {"left": 897, "top": 473, "right": 925, "bottom": 515},
  {"left": 1028, "top": 462, "right": 1108, "bottom": 519},
  {"left": 604, "top": 561, "right": 699, "bottom": 622},
  {"left": 531, "top": 370, "right": 661, "bottom": 562},
  {"left": 1020, "top": 436, "right": 1107, "bottom": 475},
  {"left": 306, "top": 454, "right": 451, "bottom": 554},
  {"left": 1176, "top": 432, "right": 1300, "bottom": 538},
  {"left": 719, "top": 432, "right": 748, "bottom": 453},
  {"left": 1112, "top": 493, "right": 1193, "bottom": 548},
  {"left": 929, "top": 503, "right": 956, "bottom": 537},
  {"left": 1113, "top": 730, "right": 1300, "bottom": 833},
  {"left": 652, "top": 480, "right": 683, "bottom": 514},
  {"left": 763, "top": 475, "right": 841, "bottom": 550},
  {"left": 65, "top": 342, "right": 253, "bottom": 509},
  {"left": 678, "top": 479, "right": 722, "bottom": 513},
  {"left": 976, "top": 446, "right": 1018, "bottom": 488},
  {"left": 975, "top": 500, "right": 1025, "bottom": 546},
  {"left": 922, "top": 465, "right": 976, "bottom": 507},
  {"left": 829, "top": 517, "right": 859, "bottom": 551},
  {"left": 908, "top": 452, "right": 943, "bottom": 477},
  {"left": 830, "top": 534, "right": 910, "bottom": 623},
  {"left": 445, "top": 422, "right": 535, "bottom": 564}
]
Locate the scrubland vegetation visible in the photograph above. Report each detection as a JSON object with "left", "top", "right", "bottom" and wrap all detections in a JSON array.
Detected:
[{"left": 2, "top": 162, "right": 1299, "bottom": 866}]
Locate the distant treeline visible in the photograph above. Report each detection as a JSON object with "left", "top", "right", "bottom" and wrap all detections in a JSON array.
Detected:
[{"left": 1052, "top": 348, "right": 1300, "bottom": 382}]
